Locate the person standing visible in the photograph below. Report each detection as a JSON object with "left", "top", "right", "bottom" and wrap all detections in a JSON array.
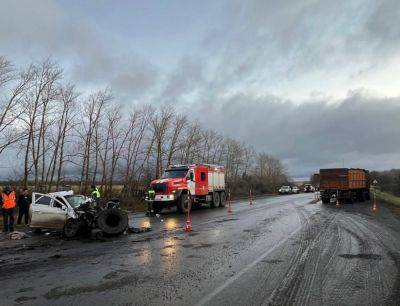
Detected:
[
  {"left": 17, "top": 188, "right": 31, "bottom": 225},
  {"left": 90, "top": 185, "right": 101, "bottom": 208},
  {"left": 145, "top": 185, "right": 155, "bottom": 216},
  {"left": 1, "top": 186, "right": 16, "bottom": 233}
]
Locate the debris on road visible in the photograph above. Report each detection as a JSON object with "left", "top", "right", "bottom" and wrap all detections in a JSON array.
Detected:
[
  {"left": 8, "top": 231, "right": 30, "bottom": 240},
  {"left": 127, "top": 226, "right": 152, "bottom": 234}
]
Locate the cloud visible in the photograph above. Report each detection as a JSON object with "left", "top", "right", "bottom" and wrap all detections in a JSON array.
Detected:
[
  {"left": 0, "top": 0, "right": 159, "bottom": 99},
  {"left": 1, "top": 0, "right": 399, "bottom": 178},
  {"left": 193, "top": 91, "right": 400, "bottom": 177}
]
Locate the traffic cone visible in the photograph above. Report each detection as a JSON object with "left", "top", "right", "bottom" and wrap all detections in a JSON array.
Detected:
[
  {"left": 336, "top": 190, "right": 340, "bottom": 208},
  {"left": 249, "top": 189, "right": 253, "bottom": 206},
  {"left": 227, "top": 189, "right": 232, "bottom": 213},
  {"left": 184, "top": 210, "right": 192, "bottom": 232},
  {"left": 372, "top": 191, "right": 378, "bottom": 213}
]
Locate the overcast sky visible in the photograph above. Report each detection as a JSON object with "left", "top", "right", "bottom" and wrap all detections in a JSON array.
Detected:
[{"left": 1, "top": 0, "right": 400, "bottom": 178}]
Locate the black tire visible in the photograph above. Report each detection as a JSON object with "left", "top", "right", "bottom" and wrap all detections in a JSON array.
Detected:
[
  {"left": 63, "top": 218, "right": 81, "bottom": 238},
  {"left": 91, "top": 229, "right": 103, "bottom": 240},
  {"left": 358, "top": 191, "right": 365, "bottom": 202},
  {"left": 152, "top": 202, "right": 163, "bottom": 214},
  {"left": 365, "top": 191, "right": 371, "bottom": 201},
  {"left": 176, "top": 193, "right": 189, "bottom": 214},
  {"left": 321, "top": 197, "right": 330, "bottom": 204},
  {"left": 344, "top": 192, "right": 354, "bottom": 204},
  {"left": 97, "top": 208, "right": 128, "bottom": 236},
  {"left": 211, "top": 192, "right": 220, "bottom": 208},
  {"left": 219, "top": 192, "right": 226, "bottom": 207}
]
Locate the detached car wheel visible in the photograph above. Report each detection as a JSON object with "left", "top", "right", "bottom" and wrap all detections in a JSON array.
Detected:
[
  {"left": 97, "top": 208, "right": 128, "bottom": 236},
  {"left": 63, "top": 218, "right": 81, "bottom": 238}
]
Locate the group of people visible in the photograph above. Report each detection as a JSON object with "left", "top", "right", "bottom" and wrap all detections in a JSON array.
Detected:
[
  {"left": 0, "top": 185, "right": 102, "bottom": 234},
  {"left": 0, "top": 186, "right": 31, "bottom": 233}
]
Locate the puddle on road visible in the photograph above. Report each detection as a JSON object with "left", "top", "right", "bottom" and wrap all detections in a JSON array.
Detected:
[
  {"left": 181, "top": 243, "right": 214, "bottom": 249},
  {"left": 16, "top": 287, "right": 34, "bottom": 293},
  {"left": 261, "top": 259, "right": 283, "bottom": 264},
  {"left": 339, "top": 253, "right": 382, "bottom": 260},
  {"left": 103, "top": 269, "right": 129, "bottom": 280},
  {"left": 193, "top": 243, "right": 214, "bottom": 249},
  {"left": 130, "top": 237, "right": 152, "bottom": 243},
  {"left": 215, "top": 218, "right": 239, "bottom": 223},
  {"left": 186, "top": 254, "right": 203, "bottom": 259},
  {"left": 14, "top": 296, "right": 37, "bottom": 303}
]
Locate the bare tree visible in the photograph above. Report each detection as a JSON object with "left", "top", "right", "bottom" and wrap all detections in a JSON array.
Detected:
[
  {"left": 149, "top": 106, "right": 173, "bottom": 178},
  {"left": 19, "top": 59, "right": 62, "bottom": 188},
  {"left": 46, "top": 85, "right": 78, "bottom": 191},
  {"left": 78, "top": 90, "right": 111, "bottom": 193},
  {"left": 0, "top": 57, "right": 33, "bottom": 156},
  {"left": 166, "top": 114, "right": 187, "bottom": 166}
]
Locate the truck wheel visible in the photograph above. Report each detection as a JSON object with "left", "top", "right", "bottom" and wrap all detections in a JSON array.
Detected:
[
  {"left": 358, "top": 191, "right": 365, "bottom": 202},
  {"left": 211, "top": 192, "right": 220, "bottom": 208},
  {"left": 97, "top": 208, "right": 128, "bottom": 236},
  {"left": 321, "top": 197, "right": 330, "bottom": 204},
  {"left": 63, "top": 218, "right": 81, "bottom": 238},
  {"left": 152, "top": 202, "right": 163, "bottom": 214},
  {"left": 176, "top": 193, "right": 189, "bottom": 214},
  {"left": 219, "top": 192, "right": 226, "bottom": 207},
  {"left": 345, "top": 192, "right": 354, "bottom": 204}
]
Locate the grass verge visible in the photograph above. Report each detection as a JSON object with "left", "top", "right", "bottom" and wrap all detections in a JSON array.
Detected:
[
  {"left": 376, "top": 191, "right": 400, "bottom": 217},
  {"left": 376, "top": 191, "right": 400, "bottom": 207}
]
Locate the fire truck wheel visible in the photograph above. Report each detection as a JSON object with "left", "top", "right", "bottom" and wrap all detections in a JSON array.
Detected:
[
  {"left": 219, "top": 192, "right": 226, "bottom": 207},
  {"left": 152, "top": 202, "right": 163, "bottom": 214},
  {"left": 211, "top": 192, "right": 220, "bottom": 208},
  {"left": 177, "top": 193, "right": 189, "bottom": 214}
]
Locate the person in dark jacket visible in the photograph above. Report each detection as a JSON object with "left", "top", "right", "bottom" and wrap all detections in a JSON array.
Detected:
[{"left": 17, "top": 188, "right": 31, "bottom": 225}]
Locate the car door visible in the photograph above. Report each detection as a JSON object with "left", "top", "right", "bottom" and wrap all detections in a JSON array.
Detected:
[
  {"left": 30, "top": 193, "right": 68, "bottom": 230},
  {"left": 30, "top": 193, "right": 54, "bottom": 228},
  {"left": 48, "top": 197, "right": 69, "bottom": 230}
]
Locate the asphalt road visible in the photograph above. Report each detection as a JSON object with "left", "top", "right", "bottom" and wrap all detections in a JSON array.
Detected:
[{"left": 1, "top": 193, "right": 400, "bottom": 305}]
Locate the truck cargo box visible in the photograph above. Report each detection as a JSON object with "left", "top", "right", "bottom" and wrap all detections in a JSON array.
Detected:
[
  {"left": 320, "top": 168, "right": 368, "bottom": 190},
  {"left": 319, "top": 168, "right": 370, "bottom": 204}
]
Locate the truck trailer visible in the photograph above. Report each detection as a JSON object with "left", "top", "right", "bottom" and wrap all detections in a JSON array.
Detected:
[
  {"left": 149, "top": 164, "right": 226, "bottom": 213},
  {"left": 319, "top": 168, "right": 370, "bottom": 204}
]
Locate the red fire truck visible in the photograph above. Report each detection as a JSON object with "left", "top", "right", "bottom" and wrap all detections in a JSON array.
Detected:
[{"left": 148, "top": 164, "right": 226, "bottom": 213}]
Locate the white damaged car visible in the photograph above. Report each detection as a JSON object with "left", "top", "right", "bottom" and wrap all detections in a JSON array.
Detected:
[{"left": 29, "top": 190, "right": 128, "bottom": 238}]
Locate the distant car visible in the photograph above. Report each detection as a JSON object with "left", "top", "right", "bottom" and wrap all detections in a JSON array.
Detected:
[
  {"left": 279, "top": 186, "right": 292, "bottom": 194},
  {"left": 303, "top": 184, "right": 315, "bottom": 193},
  {"left": 291, "top": 186, "right": 300, "bottom": 194}
]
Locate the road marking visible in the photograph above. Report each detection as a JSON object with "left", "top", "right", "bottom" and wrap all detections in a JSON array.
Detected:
[{"left": 196, "top": 225, "right": 303, "bottom": 306}]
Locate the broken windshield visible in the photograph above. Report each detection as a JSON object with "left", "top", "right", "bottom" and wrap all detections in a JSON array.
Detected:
[{"left": 65, "top": 195, "right": 90, "bottom": 208}]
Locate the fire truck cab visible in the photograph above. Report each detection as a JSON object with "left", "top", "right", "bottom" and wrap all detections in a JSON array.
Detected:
[{"left": 148, "top": 164, "right": 226, "bottom": 213}]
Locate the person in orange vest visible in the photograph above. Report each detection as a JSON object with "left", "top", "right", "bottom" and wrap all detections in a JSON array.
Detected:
[{"left": 1, "top": 186, "right": 17, "bottom": 233}]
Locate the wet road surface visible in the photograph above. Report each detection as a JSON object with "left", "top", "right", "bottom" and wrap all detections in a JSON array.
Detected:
[{"left": 1, "top": 193, "right": 400, "bottom": 305}]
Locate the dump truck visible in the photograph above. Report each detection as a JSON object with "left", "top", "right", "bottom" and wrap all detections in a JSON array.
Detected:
[
  {"left": 148, "top": 164, "right": 226, "bottom": 213},
  {"left": 319, "top": 168, "right": 370, "bottom": 204}
]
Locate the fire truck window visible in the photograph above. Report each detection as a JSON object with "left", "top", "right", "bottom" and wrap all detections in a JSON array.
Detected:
[{"left": 201, "top": 172, "right": 206, "bottom": 181}]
